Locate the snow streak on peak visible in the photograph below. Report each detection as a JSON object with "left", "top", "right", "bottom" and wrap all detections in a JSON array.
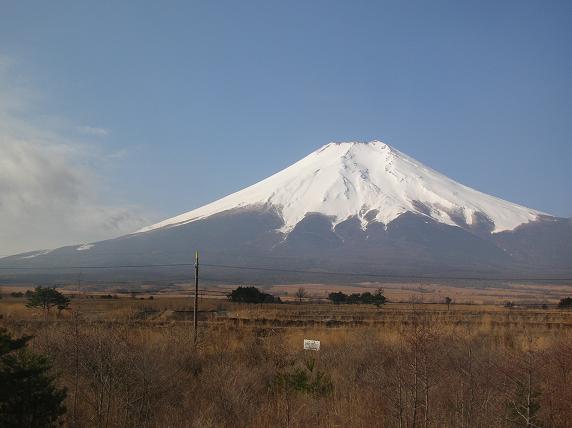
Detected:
[{"left": 137, "top": 140, "right": 546, "bottom": 234}]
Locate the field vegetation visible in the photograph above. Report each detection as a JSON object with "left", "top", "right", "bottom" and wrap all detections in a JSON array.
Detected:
[{"left": 1, "top": 289, "right": 571, "bottom": 427}]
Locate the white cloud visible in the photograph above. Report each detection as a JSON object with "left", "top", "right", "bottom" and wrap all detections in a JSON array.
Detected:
[
  {"left": 77, "top": 125, "right": 110, "bottom": 137},
  {"left": 0, "top": 57, "right": 152, "bottom": 256}
]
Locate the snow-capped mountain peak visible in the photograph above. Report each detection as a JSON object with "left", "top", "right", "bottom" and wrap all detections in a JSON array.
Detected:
[{"left": 137, "top": 141, "right": 546, "bottom": 234}]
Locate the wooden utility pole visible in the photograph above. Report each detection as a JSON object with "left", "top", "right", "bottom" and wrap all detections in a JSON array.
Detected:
[{"left": 193, "top": 250, "right": 199, "bottom": 345}]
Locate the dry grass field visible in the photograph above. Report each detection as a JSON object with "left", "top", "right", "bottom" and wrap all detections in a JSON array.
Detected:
[
  {"left": 6, "top": 278, "right": 567, "bottom": 304},
  {"left": 270, "top": 281, "right": 572, "bottom": 305},
  {"left": 1, "top": 287, "right": 572, "bottom": 427}
]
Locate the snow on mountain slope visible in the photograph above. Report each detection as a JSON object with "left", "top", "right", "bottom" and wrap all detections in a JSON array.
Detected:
[{"left": 137, "top": 141, "right": 546, "bottom": 235}]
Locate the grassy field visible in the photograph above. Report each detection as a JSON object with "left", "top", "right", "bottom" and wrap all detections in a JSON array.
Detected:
[{"left": 1, "top": 291, "right": 572, "bottom": 427}]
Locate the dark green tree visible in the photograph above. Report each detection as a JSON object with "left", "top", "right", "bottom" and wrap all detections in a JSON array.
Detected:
[
  {"left": 347, "top": 293, "right": 362, "bottom": 304},
  {"left": 558, "top": 297, "right": 572, "bottom": 308},
  {"left": 360, "top": 292, "right": 374, "bottom": 304},
  {"left": 26, "top": 287, "right": 70, "bottom": 319},
  {"left": 328, "top": 290, "right": 386, "bottom": 305},
  {"left": 0, "top": 328, "right": 67, "bottom": 427},
  {"left": 372, "top": 288, "right": 387, "bottom": 307},
  {"left": 228, "top": 286, "right": 277, "bottom": 303},
  {"left": 328, "top": 291, "right": 347, "bottom": 304}
]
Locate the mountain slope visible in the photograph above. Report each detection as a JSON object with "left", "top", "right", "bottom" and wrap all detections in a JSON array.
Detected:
[{"left": 2, "top": 141, "right": 570, "bottom": 283}]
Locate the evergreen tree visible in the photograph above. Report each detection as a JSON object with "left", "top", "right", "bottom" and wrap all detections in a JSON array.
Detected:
[
  {"left": 26, "top": 287, "right": 70, "bottom": 318},
  {"left": 328, "top": 291, "right": 347, "bottom": 304},
  {"left": 372, "top": 288, "right": 387, "bottom": 307},
  {"left": 228, "top": 286, "right": 277, "bottom": 303},
  {"left": 0, "top": 328, "right": 67, "bottom": 427}
]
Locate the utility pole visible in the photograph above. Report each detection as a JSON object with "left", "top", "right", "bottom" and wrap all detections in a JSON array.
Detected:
[
  {"left": 77, "top": 270, "right": 83, "bottom": 307},
  {"left": 193, "top": 250, "right": 199, "bottom": 346}
]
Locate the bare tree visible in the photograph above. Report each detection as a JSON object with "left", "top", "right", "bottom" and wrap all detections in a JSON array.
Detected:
[{"left": 295, "top": 287, "right": 307, "bottom": 303}]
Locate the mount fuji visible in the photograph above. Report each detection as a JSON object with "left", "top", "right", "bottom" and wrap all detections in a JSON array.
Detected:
[
  {"left": 2, "top": 141, "right": 571, "bottom": 283},
  {"left": 140, "top": 141, "right": 544, "bottom": 235}
]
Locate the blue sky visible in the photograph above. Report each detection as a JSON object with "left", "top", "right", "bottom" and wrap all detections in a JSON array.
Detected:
[{"left": 0, "top": 1, "right": 571, "bottom": 254}]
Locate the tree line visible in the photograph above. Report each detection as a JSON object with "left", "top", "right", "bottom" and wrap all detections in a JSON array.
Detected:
[{"left": 328, "top": 288, "right": 386, "bottom": 306}]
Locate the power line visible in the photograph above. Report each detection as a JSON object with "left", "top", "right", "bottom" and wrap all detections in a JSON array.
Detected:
[
  {"left": 0, "top": 263, "right": 197, "bottom": 270},
  {"left": 0, "top": 261, "right": 571, "bottom": 282}
]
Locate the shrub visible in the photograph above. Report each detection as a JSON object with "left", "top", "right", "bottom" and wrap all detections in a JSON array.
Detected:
[
  {"left": 372, "top": 288, "right": 387, "bottom": 307},
  {"left": 360, "top": 292, "right": 374, "bottom": 304},
  {"left": 558, "top": 297, "right": 572, "bottom": 308},
  {"left": 272, "top": 358, "right": 333, "bottom": 397},
  {"left": 228, "top": 286, "right": 278, "bottom": 303},
  {"left": 328, "top": 291, "right": 347, "bottom": 304},
  {"left": 328, "top": 289, "right": 386, "bottom": 306}
]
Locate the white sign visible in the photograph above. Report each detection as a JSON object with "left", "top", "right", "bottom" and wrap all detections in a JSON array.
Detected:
[{"left": 304, "top": 339, "right": 320, "bottom": 351}]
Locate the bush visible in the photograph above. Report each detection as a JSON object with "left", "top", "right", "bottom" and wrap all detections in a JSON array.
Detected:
[
  {"left": 273, "top": 358, "right": 333, "bottom": 397},
  {"left": 558, "top": 297, "right": 572, "bottom": 308},
  {"left": 328, "top": 291, "right": 347, "bottom": 304},
  {"left": 228, "top": 286, "right": 278, "bottom": 303},
  {"left": 328, "top": 289, "right": 386, "bottom": 306}
]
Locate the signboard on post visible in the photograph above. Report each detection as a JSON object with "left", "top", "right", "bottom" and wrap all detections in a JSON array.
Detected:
[{"left": 303, "top": 339, "right": 320, "bottom": 351}]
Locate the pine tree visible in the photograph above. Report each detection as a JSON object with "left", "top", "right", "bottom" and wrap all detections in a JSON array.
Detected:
[
  {"left": 0, "top": 328, "right": 67, "bottom": 427},
  {"left": 26, "top": 287, "right": 70, "bottom": 319}
]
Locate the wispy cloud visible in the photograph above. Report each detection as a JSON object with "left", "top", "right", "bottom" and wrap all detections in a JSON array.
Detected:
[
  {"left": 0, "top": 57, "right": 152, "bottom": 256},
  {"left": 77, "top": 125, "right": 110, "bottom": 137}
]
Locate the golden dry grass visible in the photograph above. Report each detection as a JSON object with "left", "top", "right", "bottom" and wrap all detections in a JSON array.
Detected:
[
  {"left": 268, "top": 281, "right": 572, "bottom": 304},
  {"left": 1, "top": 293, "right": 572, "bottom": 427}
]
